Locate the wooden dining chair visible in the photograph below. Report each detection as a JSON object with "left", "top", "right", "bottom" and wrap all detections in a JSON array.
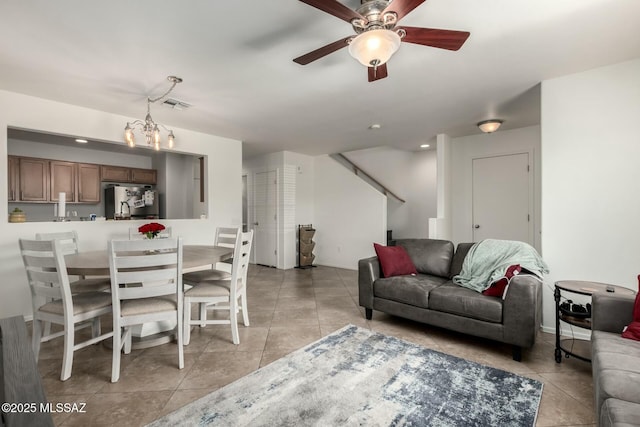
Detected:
[
  {"left": 183, "top": 230, "right": 253, "bottom": 345},
  {"left": 36, "top": 231, "right": 111, "bottom": 293},
  {"left": 19, "top": 238, "right": 113, "bottom": 381},
  {"left": 108, "top": 237, "right": 184, "bottom": 382}
]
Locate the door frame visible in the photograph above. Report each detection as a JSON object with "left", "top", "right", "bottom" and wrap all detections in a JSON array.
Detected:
[{"left": 466, "top": 149, "right": 535, "bottom": 246}]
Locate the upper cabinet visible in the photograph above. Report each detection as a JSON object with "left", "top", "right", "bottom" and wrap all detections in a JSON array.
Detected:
[
  {"left": 7, "top": 156, "right": 18, "bottom": 202},
  {"left": 19, "top": 157, "right": 48, "bottom": 202},
  {"left": 130, "top": 168, "right": 157, "bottom": 185},
  {"left": 101, "top": 165, "right": 156, "bottom": 185},
  {"left": 50, "top": 160, "right": 76, "bottom": 202},
  {"left": 9, "top": 156, "right": 105, "bottom": 204},
  {"left": 101, "top": 165, "right": 130, "bottom": 183},
  {"left": 77, "top": 164, "right": 101, "bottom": 203}
]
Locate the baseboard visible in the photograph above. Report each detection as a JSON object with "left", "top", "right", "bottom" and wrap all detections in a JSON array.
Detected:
[{"left": 540, "top": 325, "right": 591, "bottom": 341}]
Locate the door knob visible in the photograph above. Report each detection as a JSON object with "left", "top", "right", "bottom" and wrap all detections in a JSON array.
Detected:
[
  {"left": 474, "top": 224, "right": 480, "bottom": 229},
  {"left": 253, "top": 222, "right": 259, "bottom": 226}
]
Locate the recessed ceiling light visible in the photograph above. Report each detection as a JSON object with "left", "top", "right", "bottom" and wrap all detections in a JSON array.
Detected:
[
  {"left": 75, "top": 139, "right": 88, "bottom": 143},
  {"left": 369, "top": 124, "right": 381, "bottom": 130},
  {"left": 420, "top": 144, "right": 430, "bottom": 148}
]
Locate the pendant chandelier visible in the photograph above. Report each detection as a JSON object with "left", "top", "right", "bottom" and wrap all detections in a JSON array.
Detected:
[{"left": 124, "top": 76, "right": 182, "bottom": 151}]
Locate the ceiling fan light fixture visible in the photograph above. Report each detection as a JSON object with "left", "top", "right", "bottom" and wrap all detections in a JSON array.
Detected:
[
  {"left": 348, "top": 29, "right": 401, "bottom": 67},
  {"left": 477, "top": 119, "right": 503, "bottom": 133}
]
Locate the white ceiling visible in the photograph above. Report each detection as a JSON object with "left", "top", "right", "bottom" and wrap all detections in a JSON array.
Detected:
[{"left": 1, "top": 0, "right": 639, "bottom": 158}]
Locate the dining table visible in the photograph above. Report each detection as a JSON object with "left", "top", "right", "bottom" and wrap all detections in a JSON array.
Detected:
[{"left": 64, "top": 244, "right": 234, "bottom": 349}]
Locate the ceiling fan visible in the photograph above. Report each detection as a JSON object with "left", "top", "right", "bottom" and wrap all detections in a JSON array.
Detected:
[{"left": 293, "top": 0, "right": 470, "bottom": 82}]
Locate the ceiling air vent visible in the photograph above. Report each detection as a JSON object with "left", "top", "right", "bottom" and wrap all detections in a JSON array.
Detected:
[{"left": 162, "top": 98, "right": 192, "bottom": 111}]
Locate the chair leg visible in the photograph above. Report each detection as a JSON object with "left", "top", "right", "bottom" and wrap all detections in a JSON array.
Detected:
[
  {"left": 31, "top": 319, "right": 43, "bottom": 360},
  {"left": 183, "top": 299, "right": 191, "bottom": 346},
  {"left": 230, "top": 298, "right": 239, "bottom": 345},
  {"left": 123, "top": 327, "right": 132, "bottom": 354},
  {"left": 241, "top": 292, "right": 250, "bottom": 327},
  {"left": 177, "top": 306, "right": 184, "bottom": 369},
  {"left": 112, "top": 326, "right": 122, "bottom": 383},
  {"left": 91, "top": 318, "right": 101, "bottom": 339},
  {"left": 60, "top": 319, "right": 75, "bottom": 381},
  {"left": 199, "top": 303, "right": 207, "bottom": 327}
]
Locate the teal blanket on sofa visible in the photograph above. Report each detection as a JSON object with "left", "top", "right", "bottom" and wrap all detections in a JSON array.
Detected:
[{"left": 453, "top": 239, "right": 549, "bottom": 292}]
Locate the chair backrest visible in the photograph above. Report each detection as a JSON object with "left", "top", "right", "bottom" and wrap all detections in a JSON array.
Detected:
[
  {"left": 129, "top": 226, "right": 172, "bottom": 240},
  {"left": 108, "top": 238, "right": 183, "bottom": 310},
  {"left": 229, "top": 231, "right": 254, "bottom": 295},
  {"left": 19, "top": 239, "right": 73, "bottom": 317},
  {"left": 35, "top": 231, "right": 80, "bottom": 255},
  {"left": 214, "top": 227, "right": 240, "bottom": 248}
]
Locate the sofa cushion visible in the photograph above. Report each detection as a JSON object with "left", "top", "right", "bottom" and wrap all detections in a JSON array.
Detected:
[
  {"left": 396, "top": 239, "right": 454, "bottom": 278},
  {"left": 374, "top": 274, "right": 448, "bottom": 309},
  {"left": 373, "top": 243, "right": 417, "bottom": 278},
  {"left": 428, "top": 282, "right": 503, "bottom": 323},
  {"left": 600, "top": 398, "right": 640, "bottom": 427},
  {"left": 592, "top": 331, "right": 640, "bottom": 415},
  {"left": 449, "top": 243, "right": 475, "bottom": 278}
]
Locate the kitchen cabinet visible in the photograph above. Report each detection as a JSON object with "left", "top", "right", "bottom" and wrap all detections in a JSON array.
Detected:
[
  {"left": 8, "top": 156, "right": 19, "bottom": 201},
  {"left": 101, "top": 165, "right": 130, "bottom": 182},
  {"left": 50, "top": 160, "right": 76, "bottom": 202},
  {"left": 101, "top": 166, "right": 156, "bottom": 184},
  {"left": 77, "top": 163, "right": 101, "bottom": 203},
  {"left": 19, "top": 157, "right": 48, "bottom": 202},
  {"left": 130, "top": 168, "right": 157, "bottom": 185}
]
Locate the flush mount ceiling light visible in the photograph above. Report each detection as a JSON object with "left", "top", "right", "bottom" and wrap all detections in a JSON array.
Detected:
[
  {"left": 75, "top": 138, "right": 88, "bottom": 144},
  {"left": 369, "top": 123, "right": 382, "bottom": 130},
  {"left": 477, "top": 119, "right": 504, "bottom": 133},
  {"left": 420, "top": 144, "right": 430, "bottom": 148},
  {"left": 124, "top": 76, "right": 182, "bottom": 151}
]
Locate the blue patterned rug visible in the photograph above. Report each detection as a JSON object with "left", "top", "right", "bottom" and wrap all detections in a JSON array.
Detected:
[{"left": 149, "top": 325, "right": 543, "bottom": 426}]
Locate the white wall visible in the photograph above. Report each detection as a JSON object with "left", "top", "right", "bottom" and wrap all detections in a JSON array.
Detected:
[
  {"left": 0, "top": 90, "right": 242, "bottom": 319},
  {"left": 343, "top": 147, "right": 437, "bottom": 239},
  {"left": 450, "top": 125, "right": 542, "bottom": 251},
  {"left": 540, "top": 58, "right": 640, "bottom": 332},
  {"left": 313, "top": 155, "right": 387, "bottom": 269}
]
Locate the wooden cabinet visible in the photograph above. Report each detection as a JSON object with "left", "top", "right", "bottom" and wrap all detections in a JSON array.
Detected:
[
  {"left": 77, "top": 164, "right": 101, "bottom": 203},
  {"left": 101, "top": 165, "right": 156, "bottom": 184},
  {"left": 101, "top": 165, "right": 130, "bottom": 182},
  {"left": 19, "top": 157, "right": 48, "bottom": 202},
  {"left": 131, "top": 168, "right": 157, "bottom": 185},
  {"left": 7, "top": 156, "right": 19, "bottom": 202},
  {"left": 50, "top": 160, "right": 76, "bottom": 202}
]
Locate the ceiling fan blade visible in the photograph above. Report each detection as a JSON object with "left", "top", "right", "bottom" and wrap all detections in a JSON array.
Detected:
[
  {"left": 399, "top": 26, "right": 470, "bottom": 51},
  {"left": 368, "top": 63, "right": 389, "bottom": 82},
  {"left": 299, "top": 0, "right": 364, "bottom": 23},
  {"left": 293, "top": 36, "right": 352, "bottom": 65},
  {"left": 381, "top": 0, "right": 427, "bottom": 22}
]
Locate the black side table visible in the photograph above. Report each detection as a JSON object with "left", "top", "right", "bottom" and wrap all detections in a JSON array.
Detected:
[{"left": 554, "top": 280, "right": 635, "bottom": 363}]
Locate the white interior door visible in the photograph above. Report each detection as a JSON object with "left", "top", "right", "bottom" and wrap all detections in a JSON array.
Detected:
[
  {"left": 253, "top": 170, "right": 277, "bottom": 267},
  {"left": 472, "top": 153, "right": 531, "bottom": 244}
]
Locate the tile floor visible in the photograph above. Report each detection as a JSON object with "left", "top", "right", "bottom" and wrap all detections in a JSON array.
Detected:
[{"left": 35, "top": 265, "right": 596, "bottom": 426}]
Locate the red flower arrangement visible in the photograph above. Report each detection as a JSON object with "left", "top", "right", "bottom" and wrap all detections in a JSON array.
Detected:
[{"left": 138, "top": 222, "right": 165, "bottom": 239}]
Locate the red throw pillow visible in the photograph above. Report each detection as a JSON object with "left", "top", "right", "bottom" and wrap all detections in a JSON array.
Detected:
[
  {"left": 621, "top": 275, "right": 640, "bottom": 341},
  {"left": 373, "top": 243, "right": 417, "bottom": 278},
  {"left": 482, "top": 264, "right": 522, "bottom": 298}
]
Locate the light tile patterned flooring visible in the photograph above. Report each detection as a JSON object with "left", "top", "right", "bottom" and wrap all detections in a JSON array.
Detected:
[{"left": 36, "top": 265, "right": 596, "bottom": 426}]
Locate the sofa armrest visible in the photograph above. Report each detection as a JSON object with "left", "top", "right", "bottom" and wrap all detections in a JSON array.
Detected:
[
  {"left": 502, "top": 275, "right": 543, "bottom": 349},
  {"left": 358, "top": 256, "right": 380, "bottom": 309},
  {"left": 591, "top": 293, "right": 635, "bottom": 333}
]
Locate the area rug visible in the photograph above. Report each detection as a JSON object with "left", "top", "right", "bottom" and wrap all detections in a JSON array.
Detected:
[{"left": 149, "top": 325, "right": 543, "bottom": 426}]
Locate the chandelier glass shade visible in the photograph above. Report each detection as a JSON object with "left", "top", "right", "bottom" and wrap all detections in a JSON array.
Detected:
[
  {"left": 348, "top": 29, "right": 401, "bottom": 67},
  {"left": 124, "top": 76, "right": 181, "bottom": 150}
]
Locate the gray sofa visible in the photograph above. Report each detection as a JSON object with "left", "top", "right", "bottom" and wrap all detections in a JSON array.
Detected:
[
  {"left": 358, "top": 238, "right": 543, "bottom": 361},
  {"left": 591, "top": 292, "right": 640, "bottom": 426}
]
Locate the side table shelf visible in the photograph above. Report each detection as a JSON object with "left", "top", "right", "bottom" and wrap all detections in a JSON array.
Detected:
[{"left": 554, "top": 280, "right": 636, "bottom": 363}]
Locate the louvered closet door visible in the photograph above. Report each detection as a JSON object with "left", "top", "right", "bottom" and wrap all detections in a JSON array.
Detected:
[{"left": 253, "top": 170, "right": 277, "bottom": 267}]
